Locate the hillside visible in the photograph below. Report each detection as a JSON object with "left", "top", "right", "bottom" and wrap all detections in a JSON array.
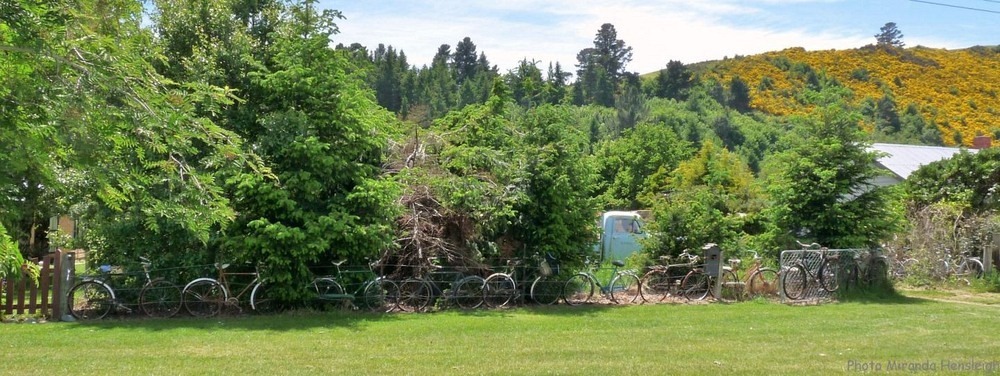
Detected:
[{"left": 697, "top": 45, "right": 1000, "bottom": 146}]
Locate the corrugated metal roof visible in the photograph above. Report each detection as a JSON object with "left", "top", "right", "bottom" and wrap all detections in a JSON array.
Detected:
[{"left": 870, "top": 143, "right": 976, "bottom": 180}]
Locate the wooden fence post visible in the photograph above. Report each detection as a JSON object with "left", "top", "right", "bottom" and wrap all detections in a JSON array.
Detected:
[
  {"left": 986, "top": 232, "right": 997, "bottom": 274},
  {"left": 58, "top": 251, "right": 75, "bottom": 321}
]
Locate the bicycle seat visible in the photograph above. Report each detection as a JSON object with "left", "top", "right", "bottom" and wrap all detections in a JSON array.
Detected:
[
  {"left": 332, "top": 260, "right": 347, "bottom": 266},
  {"left": 612, "top": 260, "right": 625, "bottom": 267},
  {"left": 215, "top": 263, "right": 231, "bottom": 270}
]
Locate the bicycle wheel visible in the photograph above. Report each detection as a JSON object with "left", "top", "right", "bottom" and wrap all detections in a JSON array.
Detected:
[
  {"left": 312, "top": 277, "right": 345, "bottom": 298},
  {"left": 639, "top": 269, "right": 672, "bottom": 303},
  {"left": 781, "top": 265, "right": 807, "bottom": 300},
  {"left": 183, "top": 279, "right": 225, "bottom": 317},
  {"left": 819, "top": 258, "right": 840, "bottom": 292},
  {"left": 746, "top": 268, "right": 779, "bottom": 299},
  {"left": 717, "top": 269, "right": 742, "bottom": 303},
  {"left": 681, "top": 270, "right": 710, "bottom": 301},
  {"left": 958, "top": 259, "right": 985, "bottom": 279},
  {"left": 609, "top": 272, "right": 641, "bottom": 304},
  {"left": 250, "top": 283, "right": 275, "bottom": 313},
  {"left": 483, "top": 273, "right": 516, "bottom": 308},
  {"left": 529, "top": 276, "right": 561, "bottom": 305},
  {"left": 398, "top": 278, "right": 432, "bottom": 312},
  {"left": 843, "top": 262, "right": 860, "bottom": 290},
  {"left": 139, "top": 279, "right": 182, "bottom": 318},
  {"left": 360, "top": 279, "right": 395, "bottom": 312},
  {"left": 68, "top": 281, "right": 113, "bottom": 320},
  {"left": 452, "top": 276, "right": 485, "bottom": 310},
  {"left": 933, "top": 259, "right": 950, "bottom": 280},
  {"left": 563, "top": 273, "right": 595, "bottom": 306},
  {"left": 311, "top": 277, "right": 349, "bottom": 310}
]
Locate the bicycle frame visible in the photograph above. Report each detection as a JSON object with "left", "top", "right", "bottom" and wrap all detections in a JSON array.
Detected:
[
  {"left": 640, "top": 250, "right": 701, "bottom": 302},
  {"left": 312, "top": 259, "right": 395, "bottom": 312},
  {"left": 215, "top": 264, "right": 261, "bottom": 304},
  {"left": 564, "top": 258, "right": 641, "bottom": 305},
  {"left": 182, "top": 263, "right": 264, "bottom": 317},
  {"left": 935, "top": 249, "right": 984, "bottom": 280}
]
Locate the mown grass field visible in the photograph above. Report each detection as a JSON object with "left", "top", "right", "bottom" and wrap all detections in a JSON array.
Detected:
[{"left": 3, "top": 292, "right": 999, "bottom": 375}]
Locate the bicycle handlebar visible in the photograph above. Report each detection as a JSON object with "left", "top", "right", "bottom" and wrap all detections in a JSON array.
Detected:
[{"left": 795, "top": 240, "right": 823, "bottom": 249}]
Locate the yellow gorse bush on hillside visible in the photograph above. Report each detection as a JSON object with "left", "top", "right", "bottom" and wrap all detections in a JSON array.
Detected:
[{"left": 706, "top": 46, "right": 1000, "bottom": 146}]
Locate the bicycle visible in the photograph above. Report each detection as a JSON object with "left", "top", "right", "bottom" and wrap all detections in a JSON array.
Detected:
[
  {"left": 563, "top": 257, "right": 641, "bottom": 305},
  {"left": 846, "top": 249, "right": 889, "bottom": 288},
  {"left": 933, "top": 249, "right": 984, "bottom": 282},
  {"left": 311, "top": 259, "right": 399, "bottom": 312},
  {"left": 528, "top": 252, "right": 563, "bottom": 305},
  {"left": 182, "top": 262, "right": 271, "bottom": 317},
  {"left": 780, "top": 241, "right": 843, "bottom": 300},
  {"left": 718, "top": 251, "right": 779, "bottom": 302},
  {"left": 639, "top": 249, "right": 700, "bottom": 303},
  {"left": 482, "top": 259, "right": 523, "bottom": 308},
  {"left": 137, "top": 256, "right": 183, "bottom": 318},
  {"left": 394, "top": 261, "right": 484, "bottom": 311},
  {"left": 68, "top": 256, "right": 182, "bottom": 320}
]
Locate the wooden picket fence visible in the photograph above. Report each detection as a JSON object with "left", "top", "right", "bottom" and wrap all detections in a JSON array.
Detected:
[{"left": 1, "top": 249, "right": 70, "bottom": 319}]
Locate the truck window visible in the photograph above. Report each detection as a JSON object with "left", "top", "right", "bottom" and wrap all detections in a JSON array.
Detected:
[{"left": 614, "top": 218, "right": 639, "bottom": 234}]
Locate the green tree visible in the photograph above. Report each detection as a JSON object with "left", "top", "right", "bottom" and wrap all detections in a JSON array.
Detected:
[
  {"left": 372, "top": 44, "right": 410, "bottom": 112},
  {"left": 574, "top": 23, "right": 633, "bottom": 106},
  {"left": 591, "top": 23, "right": 632, "bottom": 86},
  {"left": 762, "top": 105, "right": 903, "bottom": 248},
  {"left": 593, "top": 122, "right": 693, "bottom": 210},
  {"left": 453, "top": 37, "right": 479, "bottom": 85},
  {"left": 542, "top": 62, "right": 571, "bottom": 105},
  {"left": 223, "top": 1, "right": 401, "bottom": 302},
  {"left": 513, "top": 105, "right": 597, "bottom": 263},
  {"left": 507, "top": 59, "right": 544, "bottom": 108},
  {"left": 652, "top": 60, "right": 692, "bottom": 101},
  {"left": 906, "top": 148, "right": 1000, "bottom": 212},
  {"left": 875, "top": 22, "right": 904, "bottom": 48},
  {"left": 727, "top": 75, "right": 752, "bottom": 113},
  {"left": 614, "top": 85, "right": 648, "bottom": 135},
  {"left": 2, "top": 0, "right": 261, "bottom": 262},
  {"left": 645, "top": 140, "right": 764, "bottom": 254},
  {"left": 418, "top": 44, "right": 459, "bottom": 120},
  {"left": 1, "top": 223, "right": 34, "bottom": 281}
]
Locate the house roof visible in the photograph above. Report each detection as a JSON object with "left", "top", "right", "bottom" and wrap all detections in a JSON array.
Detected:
[{"left": 871, "top": 143, "right": 976, "bottom": 180}]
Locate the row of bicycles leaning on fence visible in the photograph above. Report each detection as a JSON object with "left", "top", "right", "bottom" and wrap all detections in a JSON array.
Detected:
[
  {"left": 774, "top": 241, "right": 987, "bottom": 300},
  {"left": 68, "top": 243, "right": 982, "bottom": 320},
  {"left": 66, "top": 249, "right": 784, "bottom": 320}
]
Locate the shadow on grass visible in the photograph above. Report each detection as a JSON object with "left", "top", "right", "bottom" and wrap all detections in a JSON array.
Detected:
[
  {"left": 59, "top": 285, "right": 953, "bottom": 332},
  {"left": 63, "top": 306, "right": 419, "bottom": 333},
  {"left": 835, "top": 284, "right": 931, "bottom": 305},
  {"left": 61, "top": 298, "right": 649, "bottom": 332}
]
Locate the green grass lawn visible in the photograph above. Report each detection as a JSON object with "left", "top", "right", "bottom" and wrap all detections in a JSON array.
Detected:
[{"left": 3, "top": 294, "right": 999, "bottom": 375}]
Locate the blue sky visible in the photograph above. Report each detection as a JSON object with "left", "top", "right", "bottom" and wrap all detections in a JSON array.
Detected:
[{"left": 323, "top": 0, "right": 1000, "bottom": 74}]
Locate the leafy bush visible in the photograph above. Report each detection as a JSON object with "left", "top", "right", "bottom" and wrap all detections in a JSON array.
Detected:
[
  {"left": 0, "top": 223, "right": 30, "bottom": 281},
  {"left": 971, "top": 272, "right": 1000, "bottom": 293}
]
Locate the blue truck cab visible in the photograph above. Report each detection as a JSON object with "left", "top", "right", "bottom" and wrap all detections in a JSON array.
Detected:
[{"left": 595, "top": 211, "right": 649, "bottom": 262}]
